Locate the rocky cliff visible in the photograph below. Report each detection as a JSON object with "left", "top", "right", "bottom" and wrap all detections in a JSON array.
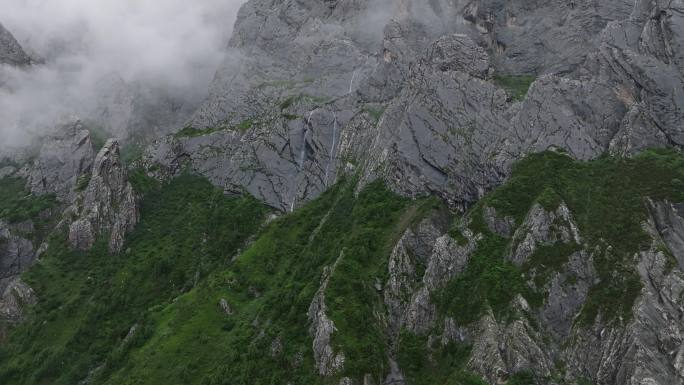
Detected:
[
  {"left": 0, "top": 121, "right": 139, "bottom": 331},
  {"left": 142, "top": 0, "right": 684, "bottom": 211},
  {"left": 1, "top": 1, "right": 684, "bottom": 385}
]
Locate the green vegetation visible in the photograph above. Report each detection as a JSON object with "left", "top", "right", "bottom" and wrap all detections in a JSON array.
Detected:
[
  {"left": 493, "top": 74, "right": 536, "bottom": 102},
  {"left": 0, "top": 158, "right": 20, "bottom": 169},
  {"left": 174, "top": 119, "right": 254, "bottom": 138},
  {"left": 397, "top": 331, "right": 487, "bottom": 385},
  {"left": 435, "top": 233, "right": 542, "bottom": 325},
  {"left": 127, "top": 168, "right": 161, "bottom": 196},
  {"left": 279, "top": 94, "right": 331, "bottom": 111},
  {"left": 75, "top": 174, "right": 92, "bottom": 192},
  {"left": 324, "top": 182, "right": 418, "bottom": 378},
  {"left": 362, "top": 106, "right": 386, "bottom": 124},
  {"left": 281, "top": 113, "right": 299, "bottom": 121},
  {"left": 0, "top": 176, "right": 57, "bottom": 224},
  {"left": 121, "top": 142, "right": 145, "bottom": 165},
  {"left": 523, "top": 242, "right": 582, "bottom": 288},
  {"left": 88, "top": 125, "right": 110, "bottom": 152},
  {"left": 507, "top": 371, "right": 536, "bottom": 385},
  {"left": 0, "top": 175, "right": 434, "bottom": 384},
  {"left": 3, "top": 147, "right": 683, "bottom": 384},
  {"left": 174, "top": 125, "right": 222, "bottom": 138},
  {"left": 0, "top": 174, "right": 269, "bottom": 385},
  {"left": 235, "top": 119, "right": 253, "bottom": 131},
  {"left": 451, "top": 149, "right": 684, "bottom": 325},
  {"left": 448, "top": 225, "right": 469, "bottom": 246}
]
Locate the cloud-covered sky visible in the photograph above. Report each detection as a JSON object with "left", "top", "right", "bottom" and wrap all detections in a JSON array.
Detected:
[{"left": 0, "top": 0, "right": 245, "bottom": 150}]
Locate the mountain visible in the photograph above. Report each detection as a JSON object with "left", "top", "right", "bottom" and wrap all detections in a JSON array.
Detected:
[
  {"left": 0, "top": 22, "right": 31, "bottom": 66},
  {"left": 0, "top": 1, "right": 684, "bottom": 384}
]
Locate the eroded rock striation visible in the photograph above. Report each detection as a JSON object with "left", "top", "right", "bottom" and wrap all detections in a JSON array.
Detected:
[
  {"left": 142, "top": 0, "right": 684, "bottom": 213},
  {"left": 67, "top": 139, "right": 138, "bottom": 253}
]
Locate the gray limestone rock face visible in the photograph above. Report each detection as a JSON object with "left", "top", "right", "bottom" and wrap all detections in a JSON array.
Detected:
[
  {"left": 467, "top": 302, "right": 554, "bottom": 385},
  {"left": 565, "top": 246, "right": 684, "bottom": 385},
  {"left": 0, "top": 220, "right": 36, "bottom": 281},
  {"left": 384, "top": 216, "right": 446, "bottom": 337},
  {"left": 508, "top": 202, "right": 582, "bottom": 266},
  {"left": 647, "top": 199, "right": 684, "bottom": 269},
  {"left": 540, "top": 250, "right": 596, "bottom": 340},
  {"left": 471, "top": 0, "right": 634, "bottom": 75},
  {"left": 190, "top": 0, "right": 385, "bottom": 130},
  {"left": 26, "top": 121, "right": 96, "bottom": 202},
  {"left": 68, "top": 139, "right": 139, "bottom": 253},
  {"left": 143, "top": 99, "right": 357, "bottom": 211},
  {"left": 482, "top": 206, "right": 516, "bottom": 237},
  {"left": 0, "top": 22, "right": 31, "bottom": 66},
  {"left": 90, "top": 74, "right": 202, "bottom": 144},
  {"left": 361, "top": 33, "right": 510, "bottom": 208},
  {"left": 137, "top": 0, "right": 684, "bottom": 216}
]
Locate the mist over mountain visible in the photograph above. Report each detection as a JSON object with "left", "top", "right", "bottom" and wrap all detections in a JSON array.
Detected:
[
  {"left": 0, "top": 0, "right": 245, "bottom": 149},
  {"left": 1, "top": 1, "right": 684, "bottom": 385}
]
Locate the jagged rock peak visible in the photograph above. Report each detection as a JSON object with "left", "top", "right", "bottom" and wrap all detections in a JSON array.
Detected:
[
  {"left": 0, "top": 22, "right": 31, "bottom": 66},
  {"left": 68, "top": 139, "right": 139, "bottom": 253}
]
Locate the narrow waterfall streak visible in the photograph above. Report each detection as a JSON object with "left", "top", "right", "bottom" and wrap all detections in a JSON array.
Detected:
[
  {"left": 298, "top": 128, "right": 308, "bottom": 169},
  {"left": 324, "top": 111, "right": 338, "bottom": 186},
  {"left": 349, "top": 69, "right": 358, "bottom": 94},
  {"left": 299, "top": 110, "right": 317, "bottom": 169},
  {"left": 292, "top": 109, "right": 318, "bottom": 212}
]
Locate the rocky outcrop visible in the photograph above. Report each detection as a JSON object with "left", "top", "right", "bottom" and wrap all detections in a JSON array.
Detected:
[
  {"left": 25, "top": 121, "right": 95, "bottom": 202},
  {"left": 68, "top": 139, "right": 138, "bottom": 253},
  {"left": 0, "top": 22, "right": 31, "bottom": 66},
  {"left": 0, "top": 277, "right": 36, "bottom": 324},
  {"left": 308, "top": 251, "right": 346, "bottom": 376},
  {"left": 375, "top": 193, "right": 684, "bottom": 385},
  {"left": 482, "top": 206, "right": 516, "bottom": 237},
  {"left": 0, "top": 220, "right": 36, "bottom": 281},
  {"left": 141, "top": 103, "right": 349, "bottom": 212},
  {"left": 508, "top": 202, "right": 582, "bottom": 266},
  {"left": 565, "top": 217, "right": 684, "bottom": 385},
  {"left": 360, "top": 33, "right": 510, "bottom": 207},
  {"left": 384, "top": 217, "right": 444, "bottom": 339},
  {"left": 0, "top": 220, "right": 37, "bottom": 328},
  {"left": 468, "top": 300, "right": 554, "bottom": 385}
]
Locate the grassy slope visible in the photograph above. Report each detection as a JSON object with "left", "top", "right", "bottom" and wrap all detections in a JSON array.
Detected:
[
  {"left": 2, "top": 148, "right": 684, "bottom": 385},
  {"left": 0, "top": 175, "right": 439, "bottom": 385},
  {"left": 492, "top": 75, "right": 536, "bottom": 102},
  {"left": 0, "top": 174, "right": 270, "bottom": 385}
]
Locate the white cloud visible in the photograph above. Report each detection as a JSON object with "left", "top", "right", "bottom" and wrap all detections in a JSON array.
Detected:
[{"left": 0, "top": 0, "right": 246, "bottom": 149}]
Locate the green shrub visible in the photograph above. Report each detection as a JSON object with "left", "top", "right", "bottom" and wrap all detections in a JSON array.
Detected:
[
  {"left": 493, "top": 75, "right": 536, "bottom": 101},
  {"left": 461, "top": 149, "right": 684, "bottom": 325},
  {"left": 0, "top": 176, "right": 57, "bottom": 224}
]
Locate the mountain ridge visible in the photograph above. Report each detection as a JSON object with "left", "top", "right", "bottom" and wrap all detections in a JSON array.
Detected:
[{"left": 1, "top": 1, "right": 684, "bottom": 384}]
